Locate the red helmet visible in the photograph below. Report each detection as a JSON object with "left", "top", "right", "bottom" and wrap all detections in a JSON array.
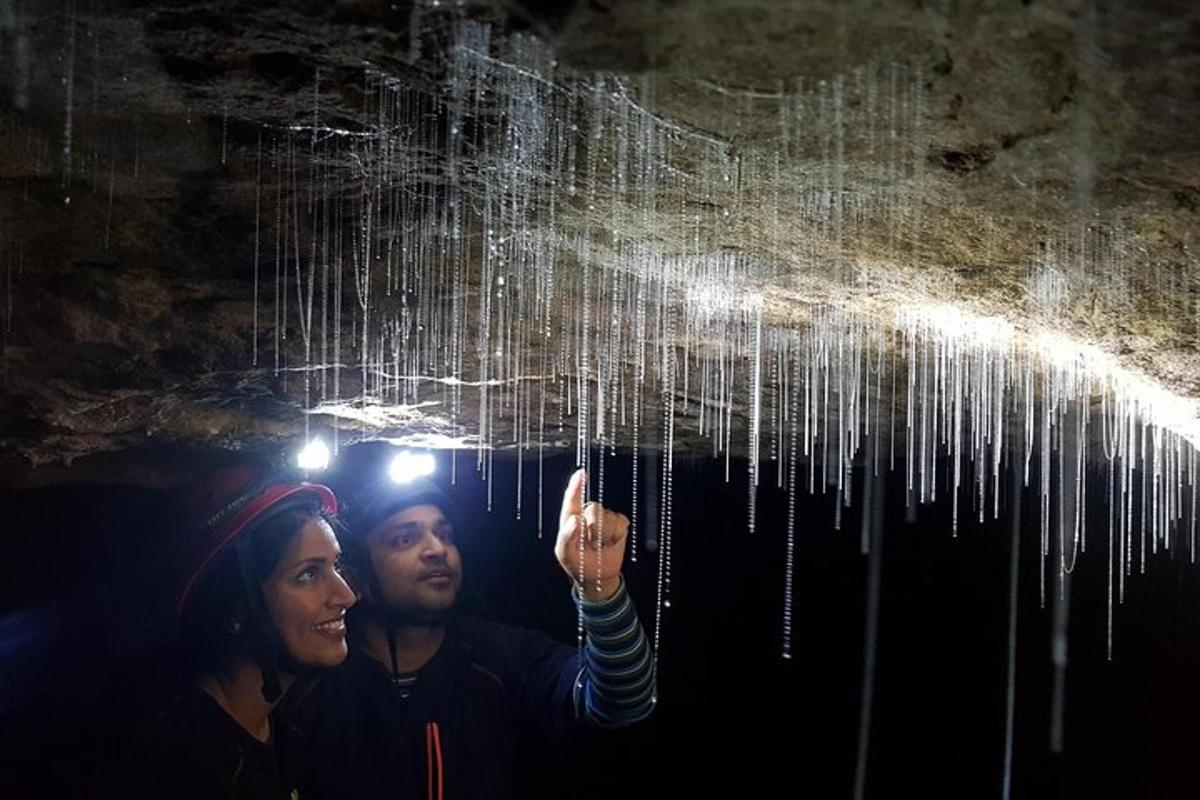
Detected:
[{"left": 174, "top": 463, "right": 337, "bottom": 626}]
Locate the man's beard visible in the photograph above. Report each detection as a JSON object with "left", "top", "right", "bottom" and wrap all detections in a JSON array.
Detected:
[
  {"left": 388, "top": 603, "right": 453, "bottom": 626},
  {"left": 361, "top": 593, "right": 457, "bottom": 627}
]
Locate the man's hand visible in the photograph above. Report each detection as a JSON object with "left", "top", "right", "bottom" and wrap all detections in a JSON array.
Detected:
[{"left": 554, "top": 468, "right": 629, "bottom": 602}]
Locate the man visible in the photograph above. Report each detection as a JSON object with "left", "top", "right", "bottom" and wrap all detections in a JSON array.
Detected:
[{"left": 286, "top": 466, "right": 656, "bottom": 799}]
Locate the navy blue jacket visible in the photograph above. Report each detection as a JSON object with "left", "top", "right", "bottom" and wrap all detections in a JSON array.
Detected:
[{"left": 286, "top": 615, "right": 586, "bottom": 800}]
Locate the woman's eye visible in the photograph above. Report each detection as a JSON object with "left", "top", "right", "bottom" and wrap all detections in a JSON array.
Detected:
[{"left": 296, "top": 567, "right": 317, "bottom": 583}]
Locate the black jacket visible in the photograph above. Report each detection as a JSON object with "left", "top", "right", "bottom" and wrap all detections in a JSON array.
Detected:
[
  {"left": 133, "top": 687, "right": 303, "bottom": 800},
  {"left": 286, "top": 615, "right": 585, "bottom": 800}
]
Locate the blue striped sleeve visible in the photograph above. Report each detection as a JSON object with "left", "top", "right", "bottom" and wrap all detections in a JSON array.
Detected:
[{"left": 572, "top": 578, "right": 657, "bottom": 728}]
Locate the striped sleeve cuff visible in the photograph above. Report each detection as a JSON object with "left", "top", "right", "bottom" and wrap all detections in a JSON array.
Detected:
[{"left": 572, "top": 578, "right": 657, "bottom": 728}]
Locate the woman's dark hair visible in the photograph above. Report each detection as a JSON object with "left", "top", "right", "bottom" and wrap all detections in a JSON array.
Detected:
[{"left": 177, "top": 500, "right": 331, "bottom": 674}]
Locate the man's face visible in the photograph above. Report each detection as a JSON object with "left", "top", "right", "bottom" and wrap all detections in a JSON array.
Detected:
[{"left": 365, "top": 503, "right": 462, "bottom": 620}]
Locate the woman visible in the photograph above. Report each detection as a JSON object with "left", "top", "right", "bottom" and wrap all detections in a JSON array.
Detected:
[{"left": 136, "top": 463, "right": 357, "bottom": 800}]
